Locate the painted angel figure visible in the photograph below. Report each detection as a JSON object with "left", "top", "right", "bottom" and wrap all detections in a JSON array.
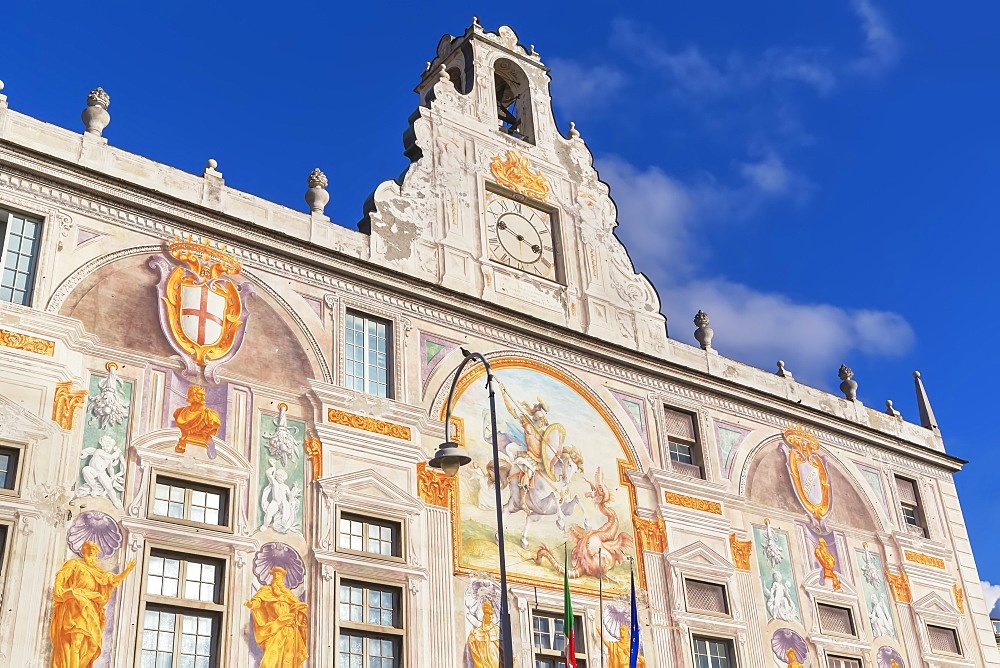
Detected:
[
  {"left": 88, "top": 363, "right": 129, "bottom": 429},
  {"left": 76, "top": 435, "right": 125, "bottom": 508},
  {"left": 870, "top": 593, "right": 895, "bottom": 638},
  {"left": 261, "top": 459, "right": 300, "bottom": 534},
  {"left": 764, "top": 571, "right": 799, "bottom": 622},
  {"left": 262, "top": 403, "right": 299, "bottom": 467}
]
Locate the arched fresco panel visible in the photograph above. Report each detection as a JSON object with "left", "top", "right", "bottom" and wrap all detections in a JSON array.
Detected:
[{"left": 444, "top": 356, "right": 641, "bottom": 593}]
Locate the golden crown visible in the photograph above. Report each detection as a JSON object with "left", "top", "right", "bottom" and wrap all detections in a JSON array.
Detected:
[
  {"left": 782, "top": 424, "right": 820, "bottom": 452},
  {"left": 167, "top": 235, "right": 242, "bottom": 277}
]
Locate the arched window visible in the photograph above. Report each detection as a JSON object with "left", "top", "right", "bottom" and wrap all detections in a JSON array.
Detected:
[{"left": 494, "top": 59, "right": 534, "bottom": 143}]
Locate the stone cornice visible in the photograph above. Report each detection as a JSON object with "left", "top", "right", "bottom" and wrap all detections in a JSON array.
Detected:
[{"left": 0, "top": 144, "right": 961, "bottom": 476}]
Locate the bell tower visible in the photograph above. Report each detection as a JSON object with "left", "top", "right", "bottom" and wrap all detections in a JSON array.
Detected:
[{"left": 362, "top": 19, "right": 667, "bottom": 356}]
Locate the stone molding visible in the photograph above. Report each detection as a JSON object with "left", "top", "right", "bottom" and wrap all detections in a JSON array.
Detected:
[{"left": 0, "top": 164, "right": 956, "bottom": 477}]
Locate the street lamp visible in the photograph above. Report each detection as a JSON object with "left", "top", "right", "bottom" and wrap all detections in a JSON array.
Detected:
[{"left": 429, "top": 348, "right": 514, "bottom": 668}]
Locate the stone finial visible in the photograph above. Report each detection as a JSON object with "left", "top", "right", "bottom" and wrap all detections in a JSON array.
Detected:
[
  {"left": 693, "top": 310, "right": 713, "bottom": 350},
  {"left": 567, "top": 122, "right": 580, "bottom": 140},
  {"left": 437, "top": 63, "right": 450, "bottom": 84},
  {"left": 0, "top": 80, "right": 7, "bottom": 109},
  {"left": 885, "top": 400, "right": 901, "bottom": 418},
  {"left": 87, "top": 87, "right": 110, "bottom": 109},
  {"left": 82, "top": 87, "right": 111, "bottom": 136},
  {"left": 912, "top": 371, "right": 939, "bottom": 433},
  {"left": 776, "top": 360, "right": 793, "bottom": 379},
  {"left": 203, "top": 159, "right": 222, "bottom": 178},
  {"left": 838, "top": 364, "right": 857, "bottom": 401},
  {"left": 305, "top": 168, "right": 330, "bottom": 215}
]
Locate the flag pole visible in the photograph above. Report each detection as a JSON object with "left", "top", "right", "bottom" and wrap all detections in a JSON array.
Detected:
[{"left": 599, "top": 547, "right": 604, "bottom": 668}]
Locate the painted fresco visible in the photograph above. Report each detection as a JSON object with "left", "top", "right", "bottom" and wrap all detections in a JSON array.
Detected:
[
  {"left": 753, "top": 522, "right": 802, "bottom": 623},
  {"left": 257, "top": 406, "right": 305, "bottom": 534},
  {"left": 857, "top": 547, "right": 897, "bottom": 639},
  {"left": 75, "top": 365, "right": 132, "bottom": 509},
  {"left": 450, "top": 358, "right": 638, "bottom": 592}
]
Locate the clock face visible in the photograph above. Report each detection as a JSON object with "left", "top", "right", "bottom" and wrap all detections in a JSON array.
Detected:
[{"left": 484, "top": 192, "right": 557, "bottom": 280}]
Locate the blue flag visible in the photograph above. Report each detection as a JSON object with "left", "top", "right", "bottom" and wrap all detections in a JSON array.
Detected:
[{"left": 629, "top": 566, "right": 640, "bottom": 667}]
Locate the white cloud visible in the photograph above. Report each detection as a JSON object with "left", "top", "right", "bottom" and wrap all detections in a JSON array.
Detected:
[
  {"left": 982, "top": 581, "right": 1000, "bottom": 617},
  {"left": 851, "top": 0, "right": 901, "bottom": 75},
  {"left": 547, "top": 57, "right": 627, "bottom": 115},
  {"left": 597, "top": 157, "right": 914, "bottom": 384},
  {"left": 609, "top": 20, "right": 837, "bottom": 98}
]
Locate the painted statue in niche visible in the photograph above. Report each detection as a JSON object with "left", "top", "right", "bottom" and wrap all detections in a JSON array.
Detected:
[
  {"left": 779, "top": 426, "right": 832, "bottom": 530},
  {"left": 149, "top": 235, "right": 254, "bottom": 382},
  {"left": 464, "top": 577, "right": 501, "bottom": 668},
  {"left": 877, "top": 646, "right": 905, "bottom": 668},
  {"left": 449, "top": 359, "right": 638, "bottom": 591},
  {"left": 857, "top": 545, "right": 897, "bottom": 639},
  {"left": 753, "top": 523, "right": 802, "bottom": 622},
  {"left": 258, "top": 408, "right": 305, "bottom": 534},
  {"left": 76, "top": 366, "right": 132, "bottom": 509},
  {"left": 770, "top": 629, "right": 808, "bottom": 667},
  {"left": 248, "top": 544, "right": 308, "bottom": 667},
  {"left": 174, "top": 385, "right": 222, "bottom": 458},
  {"left": 600, "top": 601, "right": 647, "bottom": 668},
  {"left": 51, "top": 513, "right": 132, "bottom": 668},
  {"left": 246, "top": 567, "right": 309, "bottom": 668},
  {"left": 799, "top": 524, "right": 848, "bottom": 590}
]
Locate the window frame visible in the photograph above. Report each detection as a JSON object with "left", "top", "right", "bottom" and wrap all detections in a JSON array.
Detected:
[
  {"left": 344, "top": 310, "right": 394, "bottom": 399},
  {"left": 816, "top": 602, "right": 857, "bottom": 638},
  {"left": 0, "top": 207, "right": 44, "bottom": 307},
  {"left": 926, "top": 623, "right": 963, "bottom": 657},
  {"left": 136, "top": 545, "right": 229, "bottom": 668},
  {"left": 336, "top": 576, "right": 406, "bottom": 668},
  {"left": 662, "top": 405, "right": 704, "bottom": 479},
  {"left": 827, "top": 656, "right": 862, "bottom": 668},
  {"left": 691, "top": 634, "right": 737, "bottom": 668},
  {"left": 147, "top": 472, "right": 234, "bottom": 533},
  {"left": 894, "top": 475, "right": 928, "bottom": 538},
  {"left": 530, "top": 609, "right": 588, "bottom": 667},
  {"left": 683, "top": 578, "right": 730, "bottom": 617},
  {"left": 0, "top": 443, "right": 25, "bottom": 496},
  {"left": 336, "top": 509, "right": 404, "bottom": 562},
  {"left": 0, "top": 523, "right": 9, "bottom": 577}
]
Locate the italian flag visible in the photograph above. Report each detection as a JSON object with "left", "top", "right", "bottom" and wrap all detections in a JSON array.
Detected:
[{"left": 563, "top": 548, "right": 576, "bottom": 668}]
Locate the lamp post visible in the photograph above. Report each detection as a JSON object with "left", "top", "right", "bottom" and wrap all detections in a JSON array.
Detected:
[{"left": 429, "top": 348, "right": 514, "bottom": 668}]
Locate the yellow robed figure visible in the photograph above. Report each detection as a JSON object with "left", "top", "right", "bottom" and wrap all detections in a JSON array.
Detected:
[
  {"left": 467, "top": 599, "right": 500, "bottom": 668},
  {"left": 603, "top": 623, "right": 646, "bottom": 668},
  {"left": 246, "top": 566, "right": 309, "bottom": 667},
  {"left": 49, "top": 541, "right": 135, "bottom": 668}
]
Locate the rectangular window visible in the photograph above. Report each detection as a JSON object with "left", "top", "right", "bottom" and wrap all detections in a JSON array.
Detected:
[
  {"left": 817, "top": 603, "right": 856, "bottom": 637},
  {"left": 827, "top": 657, "right": 862, "bottom": 668},
  {"left": 992, "top": 619, "right": 1000, "bottom": 635},
  {"left": 345, "top": 312, "right": 392, "bottom": 398},
  {"left": 664, "top": 407, "right": 702, "bottom": 478},
  {"left": 692, "top": 636, "right": 735, "bottom": 668},
  {"left": 685, "top": 579, "right": 729, "bottom": 615},
  {"left": 0, "top": 209, "right": 43, "bottom": 306},
  {"left": 140, "top": 550, "right": 225, "bottom": 667},
  {"left": 895, "top": 476, "right": 926, "bottom": 537},
  {"left": 927, "top": 624, "right": 961, "bottom": 655},
  {"left": 532, "top": 611, "right": 587, "bottom": 667},
  {"left": 337, "top": 580, "right": 404, "bottom": 668},
  {"left": 338, "top": 513, "right": 401, "bottom": 558},
  {"left": 151, "top": 477, "right": 230, "bottom": 529},
  {"left": 0, "top": 446, "right": 19, "bottom": 491}
]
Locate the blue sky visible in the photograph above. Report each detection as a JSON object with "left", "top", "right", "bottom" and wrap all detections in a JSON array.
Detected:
[{"left": 6, "top": 3, "right": 1000, "bottom": 602}]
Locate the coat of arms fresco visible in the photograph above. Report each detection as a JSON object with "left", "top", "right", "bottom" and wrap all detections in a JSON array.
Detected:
[
  {"left": 149, "top": 236, "right": 253, "bottom": 381},
  {"left": 449, "top": 358, "right": 640, "bottom": 592}
]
